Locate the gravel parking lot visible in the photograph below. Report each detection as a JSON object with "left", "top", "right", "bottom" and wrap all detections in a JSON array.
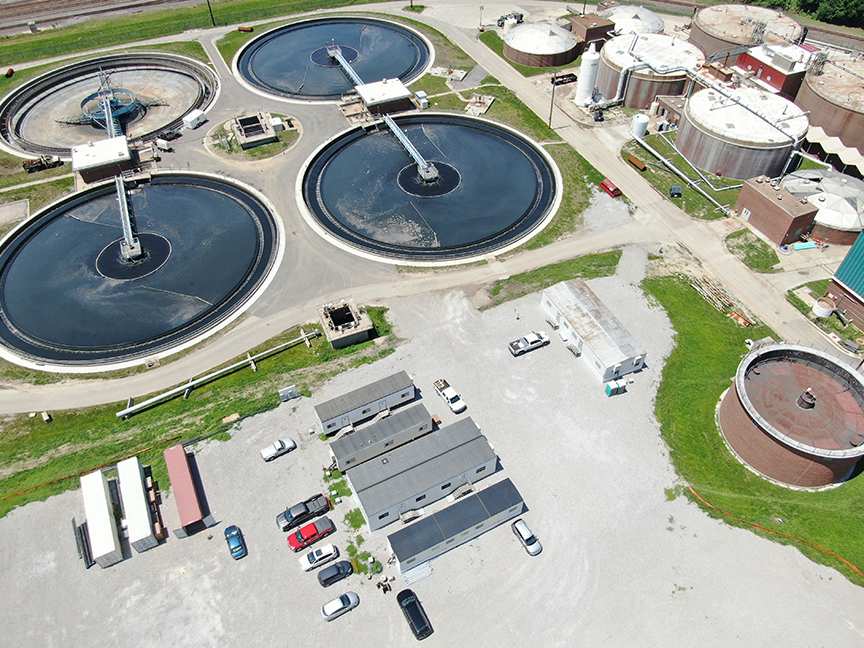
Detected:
[{"left": 3, "top": 245, "right": 864, "bottom": 647}]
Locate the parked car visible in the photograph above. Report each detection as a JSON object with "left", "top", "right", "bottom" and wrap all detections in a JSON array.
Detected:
[
  {"left": 508, "top": 331, "right": 550, "bottom": 356},
  {"left": 277, "top": 493, "right": 330, "bottom": 532},
  {"left": 496, "top": 11, "right": 523, "bottom": 27},
  {"left": 318, "top": 560, "right": 354, "bottom": 587},
  {"left": 321, "top": 591, "right": 359, "bottom": 621},
  {"left": 287, "top": 517, "right": 335, "bottom": 552},
  {"left": 511, "top": 518, "right": 542, "bottom": 556},
  {"left": 260, "top": 437, "right": 297, "bottom": 462},
  {"left": 299, "top": 543, "right": 339, "bottom": 571},
  {"left": 159, "top": 129, "right": 181, "bottom": 141},
  {"left": 600, "top": 178, "right": 622, "bottom": 197},
  {"left": 224, "top": 525, "right": 247, "bottom": 560},
  {"left": 397, "top": 589, "right": 434, "bottom": 640}
]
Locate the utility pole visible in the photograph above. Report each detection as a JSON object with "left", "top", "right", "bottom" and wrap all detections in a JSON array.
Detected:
[
  {"left": 205, "top": 0, "right": 215, "bottom": 27},
  {"left": 548, "top": 72, "right": 557, "bottom": 128}
]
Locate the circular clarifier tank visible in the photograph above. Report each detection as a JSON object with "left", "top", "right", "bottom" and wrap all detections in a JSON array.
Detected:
[
  {"left": 298, "top": 114, "right": 560, "bottom": 264},
  {"left": 0, "top": 53, "right": 217, "bottom": 157},
  {"left": 0, "top": 173, "right": 281, "bottom": 371},
  {"left": 235, "top": 17, "right": 432, "bottom": 101}
]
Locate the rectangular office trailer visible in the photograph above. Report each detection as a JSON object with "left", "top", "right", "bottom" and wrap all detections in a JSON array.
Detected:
[
  {"left": 80, "top": 470, "right": 123, "bottom": 568},
  {"left": 117, "top": 457, "right": 158, "bottom": 553},
  {"left": 163, "top": 444, "right": 203, "bottom": 534},
  {"left": 329, "top": 402, "right": 433, "bottom": 472},
  {"left": 315, "top": 370, "right": 415, "bottom": 434}
]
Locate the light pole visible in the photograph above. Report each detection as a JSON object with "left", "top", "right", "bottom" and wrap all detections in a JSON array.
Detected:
[
  {"left": 479, "top": 5, "right": 484, "bottom": 29},
  {"left": 205, "top": 0, "right": 215, "bottom": 27},
  {"left": 548, "top": 71, "right": 557, "bottom": 128}
]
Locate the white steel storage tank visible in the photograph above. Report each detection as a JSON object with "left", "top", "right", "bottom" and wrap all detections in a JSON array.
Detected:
[
  {"left": 631, "top": 113, "right": 649, "bottom": 138},
  {"left": 596, "top": 33, "right": 704, "bottom": 109},
  {"left": 574, "top": 43, "right": 601, "bottom": 106},
  {"left": 676, "top": 86, "right": 809, "bottom": 180}
]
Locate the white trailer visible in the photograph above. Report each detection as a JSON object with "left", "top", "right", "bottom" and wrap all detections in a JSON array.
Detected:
[
  {"left": 117, "top": 457, "right": 157, "bottom": 553},
  {"left": 182, "top": 109, "right": 206, "bottom": 130},
  {"left": 80, "top": 470, "right": 123, "bottom": 568}
]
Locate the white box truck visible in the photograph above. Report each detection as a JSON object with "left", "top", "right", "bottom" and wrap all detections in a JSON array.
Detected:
[{"left": 182, "top": 109, "right": 206, "bottom": 130}]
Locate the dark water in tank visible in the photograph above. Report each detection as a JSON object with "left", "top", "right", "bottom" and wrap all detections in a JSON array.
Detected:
[
  {"left": 237, "top": 18, "right": 430, "bottom": 100},
  {"left": 0, "top": 178, "right": 274, "bottom": 362}
]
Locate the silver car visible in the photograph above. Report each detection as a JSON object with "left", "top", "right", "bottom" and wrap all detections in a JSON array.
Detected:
[
  {"left": 299, "top": 543, "right": 339, "bottom": 571},
  {"left": 321, "top": 591, "right": 359, "bottom": 622},
  {"left": 511, "top": 519, "right": 542, "bottom": 556}
]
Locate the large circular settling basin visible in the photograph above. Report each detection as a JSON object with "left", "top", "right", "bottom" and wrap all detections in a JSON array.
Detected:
[
  {"left": 0, "top": 175, "right": 278, "bottom": 366},
  {"left": 301, "top": 114, "right": 557, "bottom": 261},
  {"left": 236, "top": 17, "right": 430, "bottom": 100}
]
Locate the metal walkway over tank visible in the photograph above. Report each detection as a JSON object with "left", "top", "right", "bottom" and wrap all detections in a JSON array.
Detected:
[{"left": 327, "top": 45, "right": 438, "bottom": 183}]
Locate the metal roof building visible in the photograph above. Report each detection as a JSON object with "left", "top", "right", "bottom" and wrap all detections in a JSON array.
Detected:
[
  {"left": 541, "top": 279, "right": 646, "bottom": 382},
  {"left": 388, "top": 478, "right": 524, "bottom": 573},
  {"left": 329, "top": 402, "right": 433, "bottom": 471},
  {"left": 347, "top": 417, "right": 497, "bottom": 531},
  {"left": 80, "top": 470, "right": 123, "bottom": 568},
  {"left": 315, "top": 370, "right": 415, "bottom": 433},
  {"left": 163, "top": 444, "right": 205, "bottom": 536}
]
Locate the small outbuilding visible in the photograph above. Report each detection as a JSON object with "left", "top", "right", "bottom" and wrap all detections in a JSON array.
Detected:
[
  {"left": 356, "top": 78, "right": 413, "bottom": 114},
  {"left": 163, "top": 444, "right": 213, "bottom": 537},
  {"left": 734, "top": 177, "right": 817, "bottom": 246},
  {"left": 80, "top": 470, "right": 123, "bottom": 568},
  {"left": 230, "top": 111, "right": 278, "bottom": 149},
  {"left": 329, "top": 402, "right": 433, "bottom": 472},
  {"left": 71, "top": 136, "right": 133, "bottom": 184},
  {"left": 541, "top": 279, "right": 646, "bottom": 382},
  {"left": 347, "top": 417, "right": 497, "bottom": 532},
  {"left": 315, "top": 370, "right": 415, "bottom": 434},
  {"left": 318, "top": 298, "right": 376, "bottom": 349},
  {"left": 117, "top": 457, "right": 158, "bottom": 553},
  {"left": 387, "top": 478, "right": 524, "bottom": 573}
]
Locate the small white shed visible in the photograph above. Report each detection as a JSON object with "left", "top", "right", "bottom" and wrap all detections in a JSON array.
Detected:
[
  {"left": 117, "top": 457, "right": 158, "bottom": 553},
  {"left": 541, "top": 279, "right": 646, "bottom": 382}
]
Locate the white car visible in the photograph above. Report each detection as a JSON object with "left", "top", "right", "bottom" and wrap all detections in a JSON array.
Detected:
[
  {"left": 321, "top": 591, "right": 359, "bottom": 621},
  {"left": 508, "top": 331, "right": 550, "bottom": 356},
  {"left": 260, "top": 437, "right": 297, "bottom": 462},
  {"left": 511, "top": 519, "right": 542, "bottom": 556},
  {"left": 299, "top": 543, "right": 339, "bottom": 571}
]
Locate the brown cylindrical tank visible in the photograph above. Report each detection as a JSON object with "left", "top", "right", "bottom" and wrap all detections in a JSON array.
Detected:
[
  {"left": 503, "top": 22, "right": 580, "bottom": 68},
  {"left": 718, "top": 344, "right": 864, "bottom": 488},
  {"left": 676, "top": 87, "right": 808, "bottom": 180},
  {"left": 596, "top": 33, "right": 704, "bottom": 109},
  {"left": 810, "top": 223, "right": 859, "bottom": 246},
  {"left": 795, "top": 60, "right": 864, "bottom": 152},
  {"left": 688, "top": 4, "right": 803, "bottom": 63}
]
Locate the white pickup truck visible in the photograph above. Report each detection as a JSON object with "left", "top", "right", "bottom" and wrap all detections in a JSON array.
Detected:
[
  {"left": 260, "top": 437, "right": 297, "bottom": 462},
  {"left": 433, "top": 379, "right": 467, "bottom": 413}
]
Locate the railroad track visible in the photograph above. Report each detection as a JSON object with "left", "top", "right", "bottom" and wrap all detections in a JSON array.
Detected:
[{"left": 0, "top": 0, "right": 183, "bottom": 30}]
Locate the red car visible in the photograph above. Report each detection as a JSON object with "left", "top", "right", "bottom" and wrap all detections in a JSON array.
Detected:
[{"left": 287, "top": 516, "right": 335, "bottom": 552}]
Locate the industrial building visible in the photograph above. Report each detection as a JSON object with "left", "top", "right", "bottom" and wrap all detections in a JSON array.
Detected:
[
  {"left": 783, "top": 170, "right": 864, "bottom": 245},
  {"left": 688, "top": 4, "right": 803, "bottom": 63},
  {"left": 387, "top": 478, "right": 524, "bottom": 573},
  {"left": 796, "top": 58, "right": 864, "bottom": 163},
  {"left": 568, "top": 14, "right": 614, "bottom": 51},
  {"left": 675, "top": 86, "right": 809, "bottom": 180},
  {"left": 502, "top": 22, "right": 580, "bottom": 68},
  {"left": 71, "top": 136, "right": 133, "bottom": 183},
  {"left": 163, "top": 444, "right": 212, "bottom": 537},
  {"left": 347, "top": 417, "right": 497, "bottom": 532},
  {"left": 718, "top": 343, "right": 864, "bottom": 488},
  {"left": 116, "top": 457, "right": 158, "bottom": 553},
  {"left": 315, "top": 370, "right": 415, "bottom": 433},
  {"left": 355, "top": 78, "right": 414, "bottom": 115},
  {"left": 734, "top": 177, "right": 816, "bottom": 246},
  {"left": 329, "top": 402, "right": 433, "bottom": 472},
  {"left": 596, "top": 4, "right": 664, "bottom": 35},
  {"left": 541, "top": 279, "right": 646, "bottom": 382},
  {"left": 825, "top": 233, "right": 864, "bottom": 325},
  {"left": 730, "top": 43, "right": 813, "bottom": 99},
  {"left": 80, "top": 470, "right": 123, "bottom": 568},
  {"left": 596, "top": 33, "right": 704, "bottom": 109}
]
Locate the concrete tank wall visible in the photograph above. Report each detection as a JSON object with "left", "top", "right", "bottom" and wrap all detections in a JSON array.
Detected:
[
  {"left": 718, "top": 385, "right": 859, "bottom": 488},
  {"left": 676, "top": 114, "right": 795, "bottom": 180},
  {"left": 503, "top": 43, "right": 580, "bottom": 68},
  {"left": 688, "top": 5, "right": 803, "bottom": 62},
  {"left": 796, "top": 74, "right": 864, "bottom": 152},
  {"left": 596, "top": 60, "right": 689, "bottom": 109}
]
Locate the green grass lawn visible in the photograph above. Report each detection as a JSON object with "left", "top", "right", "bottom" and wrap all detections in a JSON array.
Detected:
[
  {"left": 645, "top": 274, "right": 864, "bottom": 585},
  {"left": 0, "top": 308, "right": 397, "bottom": 519},
  {"left": 484, "top": 251, "right": 621, "bottom": 309},
  {"left": 621, "top": 133, "right": 743, "bottom": 220},
  {"left": 725, "top": 229, "right": 781, "bottom": 273},
  {"left": 787, "top": 280, "right": 864, "bottom": 346},
  {"left": 478, "top": 30, "right": 580, "bottom": 77}
]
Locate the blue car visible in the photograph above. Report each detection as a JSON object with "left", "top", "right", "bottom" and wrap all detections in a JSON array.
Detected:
[{"left": 224, "top": 525, "right": 247, "bottom": 560}]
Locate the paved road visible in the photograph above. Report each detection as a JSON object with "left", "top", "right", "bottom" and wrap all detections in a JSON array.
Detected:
[{"left": 0, "top": 1, "right": 845, "bottom": 414}]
